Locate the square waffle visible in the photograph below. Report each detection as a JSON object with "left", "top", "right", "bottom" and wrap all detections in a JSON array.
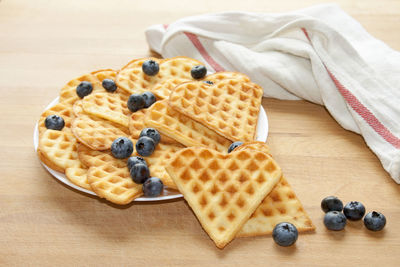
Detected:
[
  {"left": 169, "top": 79, "right": 263, "bottom": 142},
  {"left": 165, "top": 147, "right": 282, "bottom": 248}
]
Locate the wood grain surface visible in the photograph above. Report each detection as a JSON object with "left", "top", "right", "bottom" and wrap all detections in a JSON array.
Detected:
[{"left": 0, "top": 0, "right": 399, "bottom": 266}]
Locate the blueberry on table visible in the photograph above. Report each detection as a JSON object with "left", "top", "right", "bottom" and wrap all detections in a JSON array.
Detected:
[
  {"left": 140, "top": 128, "right": 161, "bottom": 145},
  {"left": 130, "top": 163, "right": 150, "bottom": 184},
  {"left": 127, "top": 94, "right": 145, "bottom": 112},
  {"left": 44, "top": 115, "right": 65, "bottom": 131},
  {"left": 191, "top": 65, "right": 207, "bottom": 79},
  {"left": 76, "top": 81, "right": 93, "bottom": 98},
  {"left": 227, "top": 141, "right": 243, "bottom": 153},
  {"left": 324, "top": 211, "right": 347, "bottom": 231},
  {"left": 272, "top": 222, "right": 298, "bottom": 247},
  {"left": 142, "top": 91, "right": 156, "bottom": 108},
  {"left": 364, "top": 211, "right": 386, "bottom": 231},
  {"left": 102, "top": 79, "right": 117, "bottom": 92},
  {"left": 142, "top": 60, "right": 160, "bottom": 76},
  {"left": 343, "top": 201, "right": 366, "bottom": 221},
  {"left": 321, "top": 196, "right": 343, "bottom": 213},
  {"left": 111, "top": 137, "right": 133, "bottom": 159},
  {"left": 127, "top": 156, "right": 147, "bottom": 171},
  {"left": 143, "top": 177, "right": 164, "bottom": 197},
  {"left": 136, "top": 136, "right": 156, "bottom": 157}
]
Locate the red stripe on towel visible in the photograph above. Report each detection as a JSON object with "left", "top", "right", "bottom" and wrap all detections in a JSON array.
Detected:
[
  {"left": 183, "top": 32, "right": 225, "bottom": 72},
  {"left": 302, "top": 28, "right": 400, "bottom": 149},
  {"left": 162, "top": 24, "right": 224, "bottom": 71}
]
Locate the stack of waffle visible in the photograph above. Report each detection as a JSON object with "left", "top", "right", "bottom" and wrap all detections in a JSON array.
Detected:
[{"left": 37, "top": 56, "right": 314, "bottom": 248}]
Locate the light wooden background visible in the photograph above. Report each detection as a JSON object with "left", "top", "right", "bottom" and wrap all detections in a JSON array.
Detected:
[{"left": 0, "top": 0, "right": 399, "bottom": 266}]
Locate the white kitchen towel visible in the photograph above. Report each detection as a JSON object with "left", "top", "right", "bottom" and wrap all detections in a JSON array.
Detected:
[{"left": 145, "top": 4, "right": 400, "bottom": 184}]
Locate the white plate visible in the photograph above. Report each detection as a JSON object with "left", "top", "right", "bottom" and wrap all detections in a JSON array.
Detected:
[{"left": 34, "top": 97, "right": 268, "bottom": 201}]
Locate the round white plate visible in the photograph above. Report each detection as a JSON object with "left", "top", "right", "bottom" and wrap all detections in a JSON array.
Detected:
[{"left": 34, "top": 97, "right": 268, "bottom": 201}]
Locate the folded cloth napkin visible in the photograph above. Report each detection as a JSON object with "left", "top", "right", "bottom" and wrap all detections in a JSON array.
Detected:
[{"left": 145, "top": 4, "right": 400, "bottom": 184}]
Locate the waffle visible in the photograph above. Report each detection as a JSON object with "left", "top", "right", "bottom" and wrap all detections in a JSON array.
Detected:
[
  {"left": 238, "top": 176, "right": 315, "bottom": 237},
  {"left": 38, "top": 129, "right": 92, "bottom": 191},
  {"left": 81, "top": 92, "right": 131, "bottom": 127},
  {"left": 232, "top": 142, "right": 314, "bottom": 236},
  {"left": 72, "top": 112, "right": 130, "bottom": 151},
  {"left": 78, "top": 143, "right": 126, "bottom": 168},
  {"left": 38, "top": 103, "right": 74, "bottom": 136},
  {"left": 77, "top": 144, "right": 142, "bottom": 204},
  {"left": 38, "top": 129, "right": 80, "bottom": 172},
  {"left": 233, "top": 141, "right": 271, "bottom": 155},
  {"left": 116, "top": 57, "right": 203, "bottom": 96},
  {"left": 131, "top": 142, "right": 185, "bottom": 190},
  {"left": 206, "top": 71, "right": 250, "bottom": 83},
  {"left": 165, "top": 147, "right": 282, "bottom": 248},
  {"left": 128, "top": 108, "right": 178, "bottom": 144},
  {"left": 150, "top": 78, "right": 187, "bottom": 99},
  {"left": 59, "top": 69, "right": 118, "bottom": 107},
  {"left": 169, "top": 79, "right": 263, "bottom": 142},
  {"left": 65, "top": 164, "right": 91, "bottom": 191},
  {"left": 145, "top": 100, "right": 231, "bottom": 152}
]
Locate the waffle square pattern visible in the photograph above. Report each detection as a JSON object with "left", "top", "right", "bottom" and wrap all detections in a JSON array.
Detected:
[{"left": 166, "top": 147, "right": 282, "bottom": 248}]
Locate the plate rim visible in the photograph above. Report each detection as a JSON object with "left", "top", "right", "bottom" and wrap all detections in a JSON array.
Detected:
[{"left": 34, "top": 97, "right": 268, "bottom": 202}]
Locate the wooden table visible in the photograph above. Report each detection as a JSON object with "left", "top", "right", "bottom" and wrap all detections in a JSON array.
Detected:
[{"left": 1, "top": 0, "right": 399, "bottom": 265}]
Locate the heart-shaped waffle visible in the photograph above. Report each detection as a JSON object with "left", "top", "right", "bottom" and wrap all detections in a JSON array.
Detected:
[
  {"left": 128, "top": 108, "right": 178, "bottom": 144},
  {"left": 77, "top": 144, "right": 142, "bottom": 204},
  {"left": 38, "top": 102, "right": 74, "bottom": 136},
  {"left": 232, "top": 142, "right": 314, "bottom": 236},
  {"left": 116, "top": 57, "right": 203, "bottom": 96},
  {"left": 38, "top": 129, "right": 92, "bottom": 190},
  {"left": 72, "top": 101, "right": 130, "bottom": 151},
  {"left": 165, "top": 147, "right": 282, "bottom": 248},
  {"left": 145, "top": 100, "right": 231, "bottom": 152},
  {"left": 81, "top": 92, "right": 131, "bottom": 127},
  {"left": 59, "top": 69, "right": 118, "bottom": 107},
  {"left": 130, "top": 142, "right": 185, "bottom": 190},
  {"left": 169, "top": 79, "right": 263, "bottom": 142}
]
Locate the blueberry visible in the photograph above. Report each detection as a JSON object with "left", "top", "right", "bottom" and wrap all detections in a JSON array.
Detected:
[
  {"left": 203, "top": 80, "right": 213, "bottom": 85},
  {"left": 227, "top": 141, "right": 243, "bottom": 153},
  {"left": 143, "top": 177, "right": 164, "bottom": 197},
  {"left": 142, "top": 91, "right": 156, "bottom": 108},
  {"left": 364, "top": 211, "right": 386, "bottom": 231},
  {"left": 111, "top": 137, "right": 133, "bottom": 159},
  {"left": 272, "top": 222, "right": 298, "bottom": 247},
  {"left": 321, "top": 196, "right": 343, "bottom": 213},
  {"left": 135, "top": 136, "right": 156, "bottom": 157},
  {"left": 44, "top": 115, "right": 65, "bottom": 131},
  {"left": 343, "top": 201, "right": 366, "bottom": 221},
  {"left": 139, "top": 128, "right": 161, "bottom": 145},
  {"left": 102, "top": 79, "right": 117, "bottom": 92},
  {"left": 142, "top": 60, "right": 159, "bottom": 76},
  {"left": 127, "top": 156, "right": 147, "bottom": 170},
  {"left": 130, "top": 163, "right": 150, "bottom": 184},
  {"left": 191, "top": 65, "right": 207, "bottom": 79},
  {"left": 76, "top": 81, "right": 93, "bottom": 98},
  {"left": 324, "top": 211, "right": 347, "bottom": 231},
  {"left": 127, "top": 94, "right": 145, "bottom": 112}
]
